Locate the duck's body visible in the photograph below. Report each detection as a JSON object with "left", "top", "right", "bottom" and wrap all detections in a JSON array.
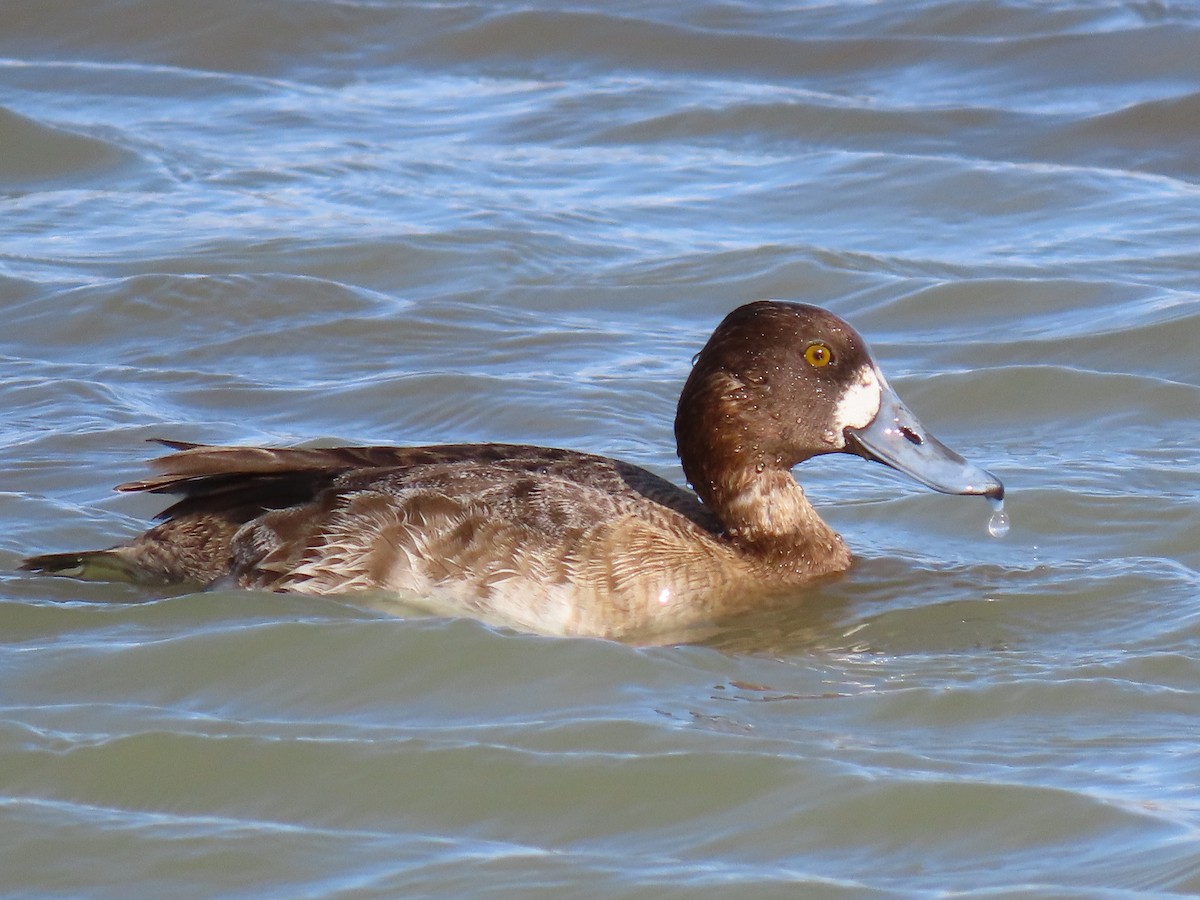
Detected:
[
  {"left": 22, "top": 302, "right": 1002, "bottom": 641},
  {"left": 61, "top": 441, "right": 842, "bottom": 639}
]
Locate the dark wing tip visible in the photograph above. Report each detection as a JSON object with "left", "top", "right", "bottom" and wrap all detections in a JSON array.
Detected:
[{"left": 148, "top": 438, "right": 206, "bottom": 451}]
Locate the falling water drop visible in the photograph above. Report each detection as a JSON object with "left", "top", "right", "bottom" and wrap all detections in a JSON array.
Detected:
[{"left": 987, "top": 496, "right": 1010, "bottom": 539}]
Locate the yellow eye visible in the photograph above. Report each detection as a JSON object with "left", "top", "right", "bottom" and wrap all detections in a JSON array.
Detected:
[{"left": 804, "top": 342, "right": 833, "bottom": 368}]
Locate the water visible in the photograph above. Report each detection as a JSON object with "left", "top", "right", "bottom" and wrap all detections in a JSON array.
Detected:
[
  {"left": 3, "top": 0, "right": 1199, "bottom": 895},
  {"left": 988, "top": 498, "right": 1010, "bottom": 539}
]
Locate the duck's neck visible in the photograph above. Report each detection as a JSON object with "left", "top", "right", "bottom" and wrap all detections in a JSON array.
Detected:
[
  {"left": 685, "top": 457, "right": 850, "bottom": 577},
  {"left": 674, "top": 363, "right": 849, "bottom": 577}
]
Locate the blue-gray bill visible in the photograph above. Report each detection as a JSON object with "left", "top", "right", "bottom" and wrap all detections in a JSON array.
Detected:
[{"left": 844, "top": 379, "right": 1004, "bottom": 501}]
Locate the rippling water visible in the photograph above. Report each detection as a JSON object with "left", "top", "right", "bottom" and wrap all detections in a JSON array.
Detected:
[{"left": 3, "top": 1, "right": 1199, "bottom": 895}]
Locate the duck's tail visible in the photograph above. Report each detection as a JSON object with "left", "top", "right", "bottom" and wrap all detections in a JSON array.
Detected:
[{"left": 19, "top": 550, "right": 141, "bottom": 583}]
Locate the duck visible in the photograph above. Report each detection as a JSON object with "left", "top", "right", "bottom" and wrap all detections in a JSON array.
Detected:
[{"left": 21, "top": 301, "right": 1003, "bottom": 642}]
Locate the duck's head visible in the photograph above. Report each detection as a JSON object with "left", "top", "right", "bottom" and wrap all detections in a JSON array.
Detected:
[{"left": 674, "top": 301, "right": 1003, "bottom": 507}]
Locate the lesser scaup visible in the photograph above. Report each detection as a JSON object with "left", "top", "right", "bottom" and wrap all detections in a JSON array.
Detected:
[{"left": 22, "top": 301, "right": 1002, "bottom": 641}]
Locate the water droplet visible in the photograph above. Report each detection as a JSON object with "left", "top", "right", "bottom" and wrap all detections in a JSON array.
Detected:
[{"left": 987, "top": 497, "right": 1010, "bottom": 539}]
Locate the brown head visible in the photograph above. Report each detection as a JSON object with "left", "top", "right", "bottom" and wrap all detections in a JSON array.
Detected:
[{"left": 674, "top": 301, "right": 1002, "bottom": 534}]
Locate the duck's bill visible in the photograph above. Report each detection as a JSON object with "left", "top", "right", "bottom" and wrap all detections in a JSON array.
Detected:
[{"left": 844, "top": 378, "right": 1004, "bottom": 500}]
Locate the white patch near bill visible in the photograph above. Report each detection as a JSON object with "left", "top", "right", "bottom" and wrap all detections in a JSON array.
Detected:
[{"left": 830, "top": 365, "right": 883, "bottom": 443}]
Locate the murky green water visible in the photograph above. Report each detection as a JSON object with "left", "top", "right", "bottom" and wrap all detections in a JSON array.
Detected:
[{"left": 2, "top": 1, "right": 1198, "bottom": 895}]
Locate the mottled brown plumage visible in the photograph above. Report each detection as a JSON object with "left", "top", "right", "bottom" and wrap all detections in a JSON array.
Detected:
[{"left": 22, "top": 302, "right": 1002, "bottom": 642}]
